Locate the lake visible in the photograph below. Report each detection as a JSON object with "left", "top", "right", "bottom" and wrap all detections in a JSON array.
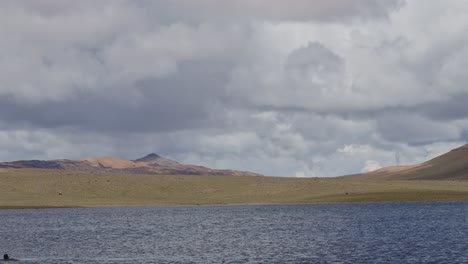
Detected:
[{"left": 1, "top": 203, "right": 468, "bottom": 263}]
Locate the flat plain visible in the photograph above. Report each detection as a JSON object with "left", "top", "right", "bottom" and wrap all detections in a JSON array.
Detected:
[{"left": 2, "top": 168, "right": 468, "bottom": 209}]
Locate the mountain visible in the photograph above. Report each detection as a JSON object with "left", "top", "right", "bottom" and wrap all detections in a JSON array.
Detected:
[
  {"left": 133, "top": 153, "right": 180, "bottom": 166},
  {"left": 355, "top": 144, "right": 468, "bottom": 180},
  {"left": 0, "top": 154, "right": 262, "bottom": 177}
]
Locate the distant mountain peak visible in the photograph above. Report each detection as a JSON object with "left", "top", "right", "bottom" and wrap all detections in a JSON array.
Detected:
[
  {"left": 133, "top": 153, "right": 180, "bottom": 167},
  {"left": 0, "top": 153, "right": 262, "bottom": 177},
  {"left": 134, "top": 153, "right": 162, "bottom": 162}
]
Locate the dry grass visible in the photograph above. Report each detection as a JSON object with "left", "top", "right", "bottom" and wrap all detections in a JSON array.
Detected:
[
  {"left": 2, "top": 168, "right": 468, "bottom": 208},
  {"left": 358, "top": 145, "right": 468, "bottom": 180}
]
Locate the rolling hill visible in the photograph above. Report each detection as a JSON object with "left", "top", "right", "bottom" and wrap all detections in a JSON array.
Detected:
[
  {"left": 356, "top": 144, "right": 468, "bottom": 180},
  {"left": 0, "top": 153, "right": 261, "bottom": 177}
]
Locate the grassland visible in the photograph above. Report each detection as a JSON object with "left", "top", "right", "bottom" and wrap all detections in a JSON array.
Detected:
[{"left": 2, "top": 168, "right": 468, "bottom": 209}]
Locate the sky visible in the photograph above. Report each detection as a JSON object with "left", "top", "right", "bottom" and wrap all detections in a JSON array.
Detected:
[{"left": 1, "top": 0, "right": 468, "bottom": 177}]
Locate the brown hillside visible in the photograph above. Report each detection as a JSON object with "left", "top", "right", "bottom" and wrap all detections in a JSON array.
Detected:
[{"left": 354, "top": 144, "right": 468, "bottom": 180}]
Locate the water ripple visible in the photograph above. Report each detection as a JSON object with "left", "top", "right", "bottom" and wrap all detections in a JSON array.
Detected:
[{"left": 1, "top": 203, "right": 468, "bottom": 263}]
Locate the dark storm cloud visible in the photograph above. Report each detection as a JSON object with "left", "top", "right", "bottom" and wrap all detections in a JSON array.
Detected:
[
  {"left": 375, "top": 112, "right": 461, "bottom": 144},
  {"left": 413, "top": 94, "right": 468, "bottom": 122},
  {"left": 143, "top": 0, "right": 403, "bottom": 23},
  {"left": 0, "top": 59, "right": 233, "bottom": 132}
]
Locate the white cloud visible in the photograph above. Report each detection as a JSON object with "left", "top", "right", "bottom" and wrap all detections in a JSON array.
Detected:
[
  {"left": 362, "top": 160, "right": 382, "bottom": 172},
  {"left": 0, "top": 1, "right": 468, "bottom": 177}
]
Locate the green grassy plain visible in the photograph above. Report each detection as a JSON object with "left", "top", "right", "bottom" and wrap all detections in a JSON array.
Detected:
[{"left": 2, "top": 168, "right": 468, "bottom": 209}]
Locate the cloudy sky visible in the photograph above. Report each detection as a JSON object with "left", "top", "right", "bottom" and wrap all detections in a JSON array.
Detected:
[{"left": 1, "top": 0, "right": 468, "bottom": 176}]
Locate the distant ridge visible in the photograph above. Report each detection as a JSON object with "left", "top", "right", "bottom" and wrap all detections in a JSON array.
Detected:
[
  {"left": 353, "top": 144, "right": 468, "bottom": 180},
  {"left": 133, "top": 153, "right": 180, "bottom": 166},
  {"left": 0, "top": 153, "right": 262, "bottom": 177},
  {"left": 135, "top": 153, "right": 161, "bottom": 162}
]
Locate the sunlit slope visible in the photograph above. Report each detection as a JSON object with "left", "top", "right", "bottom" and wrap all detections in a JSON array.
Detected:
[{"left": 359, "top": 144, "right": 468, "bottom": 180}]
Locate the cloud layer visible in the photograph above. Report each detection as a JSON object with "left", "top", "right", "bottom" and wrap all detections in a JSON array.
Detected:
[{"left": 1, "top": 0, "right": 467, "bottom": 176}]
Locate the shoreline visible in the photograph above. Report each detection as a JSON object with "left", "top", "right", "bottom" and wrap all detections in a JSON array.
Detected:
[{"left": 3, "top": 199, "right": 468, "bottom": 210}]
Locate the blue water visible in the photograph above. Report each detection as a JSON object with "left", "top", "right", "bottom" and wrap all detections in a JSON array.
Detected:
[{"left": 1, "top": 203, "right": 468, "bottom": 263}]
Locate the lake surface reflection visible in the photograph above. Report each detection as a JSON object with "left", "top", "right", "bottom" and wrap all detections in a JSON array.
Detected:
[{"left": 1, "top": 203, "right": 468, "bottom": 263}]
